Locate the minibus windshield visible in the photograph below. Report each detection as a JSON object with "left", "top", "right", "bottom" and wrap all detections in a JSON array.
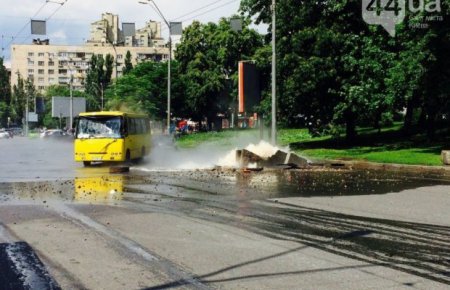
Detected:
[{"left": 76, "top": 116, "right": 122, "bottom": 139}]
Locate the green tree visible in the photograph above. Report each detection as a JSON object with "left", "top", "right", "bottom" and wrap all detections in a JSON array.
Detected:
[
  {"left": 176, "top": 18, "right": 263, "bottom": 124},
  {"left": 0, "top": 57, "right": 11, "bottom": 127},
  {"left": 389, "top": 1, "right": 450, "bottom": 138},
  {"left": 241, "top": 0, "right": 450, "bottom": 140},
  {"left": 10, "top": 74, "right": 26, "bottom": 125},
  {"left": 106, "top": 61, "right": 186, "bottom": 120},
  {"left": 10, "top": 75, "right": 40, "bottom": 128},
  {"left": 122, "top": 51, "right": 133, "bottom": 75},
  {"left": 105, "top": 54, "right": 114, "bottom": 85},
  {"left": 84, "top": 53, "right": 114, "bottom": 110}
]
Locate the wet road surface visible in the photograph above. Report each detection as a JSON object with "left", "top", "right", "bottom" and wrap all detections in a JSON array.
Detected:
[{"left": 0, "top": 137, "right": 449, "bottom": 289}]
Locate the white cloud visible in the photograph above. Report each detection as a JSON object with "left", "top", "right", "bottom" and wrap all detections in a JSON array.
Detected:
[
  {"left": 4, "top": 59, "right": 11, "bottom": 69},
  {"left": 48, "top": 29, "right": 67, "bottom": 40}
]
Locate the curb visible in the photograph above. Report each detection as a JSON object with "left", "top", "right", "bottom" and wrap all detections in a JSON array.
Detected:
[{"left": 312, "top": 158, "right": 450, "bottom": 175}]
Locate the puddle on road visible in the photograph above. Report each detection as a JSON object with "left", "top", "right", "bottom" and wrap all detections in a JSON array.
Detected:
[
  {"left": 249, "top": 169, "right": 450, "bottom": 197},
  {"left": 0, "top": 166, "right": 448, "bottom": 205},
  {"left": 74, "top": 175, "right": 123, "bottom": 201},
  {"left": 127, "top": 167, "right": 450, "bottom": 201},
  {"left": 0, "top": 167, "right": 125, "bottom": 204}
]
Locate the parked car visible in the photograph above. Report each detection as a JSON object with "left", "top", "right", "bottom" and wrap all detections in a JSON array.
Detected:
[
  {"left": 0, "top": 129, "right": 12, "bottom": 139},
  {"left": 7, "top": 127, "right": 23, "bottom": 136},
  {"left": 40, "top": 129, "right": 66, "bottom": 139}
]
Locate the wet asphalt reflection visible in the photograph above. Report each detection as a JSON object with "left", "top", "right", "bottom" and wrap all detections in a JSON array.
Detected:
[{"left": 0, "top": 166, "right": 449, "bottom": 285}]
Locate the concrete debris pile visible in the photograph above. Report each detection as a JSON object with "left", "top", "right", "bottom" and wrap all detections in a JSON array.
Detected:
[{"left": 236, "top": 149, "right": 309, "bottom": 169}]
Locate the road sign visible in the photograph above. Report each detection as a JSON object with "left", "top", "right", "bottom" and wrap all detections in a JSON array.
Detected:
[
  {"left": 28, "top": 112, "right": 38, "bottom": 122},
  {"left": 31, "top": 20, "right": 46, "bottom": 35},
  {"left": 122, "top": 23, "right": 136, "bottom": 37},
  {"left": 51, "top": 96, "right": 86, "bottom": 118},
  {"left": 170, "top": 22, "right": 182, "bottom": 35}
]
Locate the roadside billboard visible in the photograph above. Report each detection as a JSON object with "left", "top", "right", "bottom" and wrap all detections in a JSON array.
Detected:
[{"left": 51, "top": 97, "right": 86, "bottom": 118}]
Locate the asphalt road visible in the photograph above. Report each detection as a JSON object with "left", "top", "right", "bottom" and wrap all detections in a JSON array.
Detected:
[{"left": 0, "top": 137, "right": 449, "bottom": 289}]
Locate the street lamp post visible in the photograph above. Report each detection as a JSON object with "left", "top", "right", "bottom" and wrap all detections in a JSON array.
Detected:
[
  {"left": 70, "top": 74, "right": 73, "bottom": 128},
  {"left": 139, "top": 0, "right": 171, "bottom": 134},
  {"left": 271, "top": 0, "right": 277, "bottom": 145},
  {"left": 67, "top": 61, "right": 74, "bottom": 130},
  {"left": 25, "top": 89, "right": 29, "bottom": 136}
]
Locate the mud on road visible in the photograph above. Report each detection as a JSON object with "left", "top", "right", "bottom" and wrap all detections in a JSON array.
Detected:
[{"left": 0, "top": 166, "right": 449, "bottom": 289}]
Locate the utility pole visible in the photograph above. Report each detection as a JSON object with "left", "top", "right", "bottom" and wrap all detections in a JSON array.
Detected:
[
  {"left": 271, "top": 0, "right": 277, "bottom": 145},
  {"left": 25, "top": 90, "right": 29, "bottom": 137},
  {"left": 70, "top": 77, "right": 73, "bottom": 129},
  {"left": 168, "top": 36, "right": 171, "bottom": 134},
  {"left": 68, "top": 62, "right": 73, "bottom": 130},
  {"left": 139, "top": 0, "right": 172, "bottom": 134}
]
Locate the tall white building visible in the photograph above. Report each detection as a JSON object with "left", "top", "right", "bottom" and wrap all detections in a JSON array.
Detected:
[{"left": 10, "top": 13, "right": 169, "bottom": 93}]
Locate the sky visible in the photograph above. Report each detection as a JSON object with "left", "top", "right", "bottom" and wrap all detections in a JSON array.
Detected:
[{"left": 0, "top": 0, "right": 250, "bottom": 66}]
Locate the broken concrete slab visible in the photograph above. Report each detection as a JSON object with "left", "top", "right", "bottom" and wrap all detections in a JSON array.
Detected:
[
  {"left": 442, "top": 150, "right": 450, "bottom": 165},
  {"left": 263, "top": 150, "right": 309, "bottom": 168},
  {"left": 236, "top": 149, "right": 264, "bottom": 167},
  {"left": 285, "top": 152, "right": 309, "bottom": 167},
  {"left": 266, "top": 150, "right": 288, "bottom": 165}
]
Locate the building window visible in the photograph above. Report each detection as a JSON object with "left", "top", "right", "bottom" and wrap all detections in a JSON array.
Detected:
[
  {"left": 48, "top": 77, "right": 55, "bottom": 83},
  {"left": 38, "top": 61, "right": 45, "bottom": 66},
  {"left": 38, "top": 86, "right": 45, "bottom": 90},
  {"left": 48, "top": 69, "right": 54, "bottom": 74},
  {"left": 28, "top": 69, "right": 34, "bottom": 74},
  {"left": 38, "top": 77, "right": 44, "bottom": 83},
  {"left": 38, "top": 69, "right": 44, "bottom": 74},
  {"left": 38, "top": 52, "right": 45, "bottom": 57},
  {"left": 28, "top": 60, "right": 34, "bottom": 66},
  {"left": 28, "top": 52, "right": 34, "bottom": 57},
  {"left": 117, "top": 54, "right": 123, "bottom": 60},
  {"left": 48, "top": 61, "right": 55, "bottom": 66},
  {"left": 58, "top": 77, "right": 69, "bottom": 84}
]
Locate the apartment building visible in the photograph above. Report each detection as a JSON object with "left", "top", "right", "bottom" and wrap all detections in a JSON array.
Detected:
[{"left": 10, "top": 13, "right": 169, "bottom": 93}]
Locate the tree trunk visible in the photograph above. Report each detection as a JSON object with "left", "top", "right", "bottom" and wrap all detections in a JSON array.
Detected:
[
  {"left": 426, "top": 113, "right": 436, "bottom": 140},
  {"left": 373, "top": 111, "right": 381, "bottom": 135},
  {"left": 345, "top": 110, "right": 357, "bottom": 143},
  {"left": 403, "top": 98, "right": 414, "bottom": 133},
  {"left": 418, "top": 108, "right": 427, "bottom": 129}
]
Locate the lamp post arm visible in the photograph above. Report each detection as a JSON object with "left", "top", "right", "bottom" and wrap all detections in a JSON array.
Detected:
[
  {"left": 150, "top": 0, "right": 170, "bottom": 29},
  {"left": 149, "top": 0, "right": 171, "bottom": 134}
]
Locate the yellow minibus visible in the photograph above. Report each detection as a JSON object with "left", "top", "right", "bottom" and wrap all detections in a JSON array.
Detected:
[{"left": 74, "top": 111, "right": 151, "bottom": 166}]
